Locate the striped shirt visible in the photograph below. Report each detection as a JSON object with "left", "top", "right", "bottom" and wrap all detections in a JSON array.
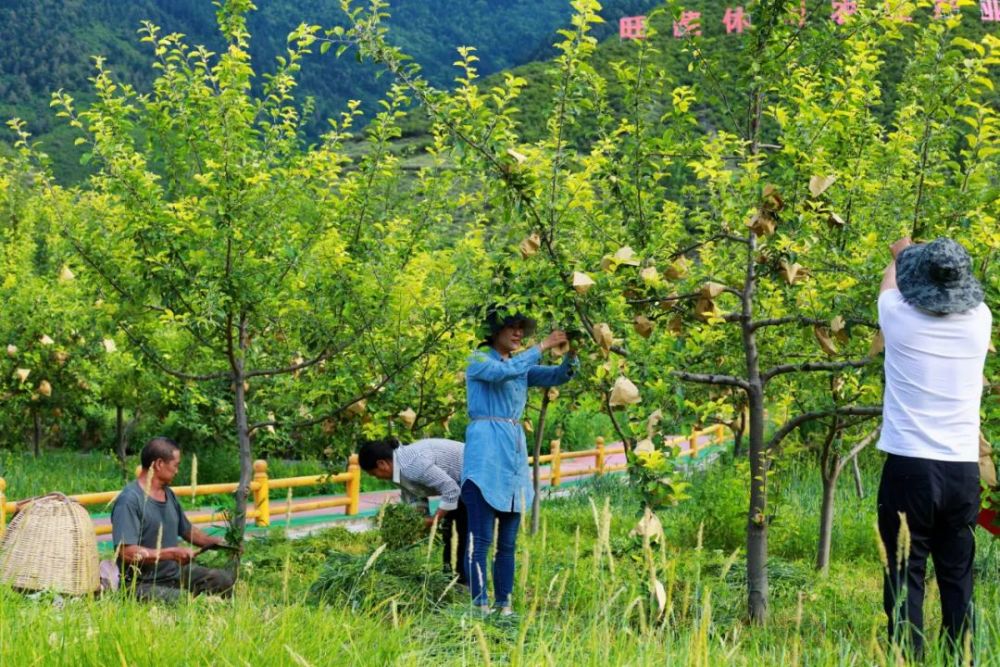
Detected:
[{"left": 392, "top": 438, "right": 465, "bottom": 512}]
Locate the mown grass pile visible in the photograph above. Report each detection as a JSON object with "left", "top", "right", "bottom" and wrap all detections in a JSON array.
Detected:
[{"left": 1, "top": 452, "right": 998, "bottom": 665}]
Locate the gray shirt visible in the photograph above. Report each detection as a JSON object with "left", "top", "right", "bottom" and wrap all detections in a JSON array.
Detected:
[
  {"left": 110, "top": 480, "right": 193, "bottom": 583},
  {"left": 393, "top": 439, "right": 464, "bottom": 513}
]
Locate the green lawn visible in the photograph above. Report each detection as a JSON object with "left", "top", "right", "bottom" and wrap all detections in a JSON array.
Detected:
[{"left": 1, "top": 454, "right": 998, "bottom": 665}]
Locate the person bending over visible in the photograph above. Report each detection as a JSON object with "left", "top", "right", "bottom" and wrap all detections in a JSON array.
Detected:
[{"left": 359, "top": 436, "right": 468, "bottom": 585}]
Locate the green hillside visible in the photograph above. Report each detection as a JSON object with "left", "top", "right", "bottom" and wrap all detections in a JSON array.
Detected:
[
  {"left": 395, "top": 2, "right": 1000, "bottom": 153},
  {"left": 0, "top": 0, "right": 659, "bottom": 181}
]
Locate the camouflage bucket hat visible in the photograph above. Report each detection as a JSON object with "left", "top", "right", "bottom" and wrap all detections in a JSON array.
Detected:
[{"left": 896, "top": 237, "right": 984, "bottom": 315}]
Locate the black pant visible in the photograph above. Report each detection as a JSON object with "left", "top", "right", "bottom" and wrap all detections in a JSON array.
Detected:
[
  {"left": 440, "top": 499, "right": 469, "bottom": 585},
  {"left": 877, "top": 453, "right": 979, "bottom": 656},
  {"left": 128, "top": 564, "right": 235, "bottom": 603}
]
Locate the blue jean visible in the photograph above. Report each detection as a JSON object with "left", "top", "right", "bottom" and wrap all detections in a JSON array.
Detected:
[{"left": 462, "top": 480, "right": 521, "bottom": 607}]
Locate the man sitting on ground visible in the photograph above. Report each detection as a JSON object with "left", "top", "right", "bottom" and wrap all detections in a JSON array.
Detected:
[
  {"left": 358, "top": 437, "right": 468, "bottom": 585},
  {"left": 111, "top": 437, "right": 235, "bottom": 602}
]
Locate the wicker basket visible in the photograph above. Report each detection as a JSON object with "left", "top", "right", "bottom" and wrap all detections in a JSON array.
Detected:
[{"left": 0, "top": 493, "right": 100, "bottom": 595}]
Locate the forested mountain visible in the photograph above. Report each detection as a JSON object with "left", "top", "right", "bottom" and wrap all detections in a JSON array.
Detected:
[
  {"left": 3, "top": 1, "right": 995, "bottom": 181},
  {"left": 0, "top": 0, "right": 658, "bottom": 180}
]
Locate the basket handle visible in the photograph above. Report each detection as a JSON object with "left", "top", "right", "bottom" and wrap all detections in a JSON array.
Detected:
[{"left": 11, "top": 491, "right": 80, "bottom": 516}]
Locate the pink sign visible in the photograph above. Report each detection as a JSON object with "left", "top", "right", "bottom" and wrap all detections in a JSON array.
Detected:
[
  {"left": 831, "top": 0, "right": 858, "bottom": 24},
  {"left": 673, "top": 10, "right": 703, "bottom": 37},
  {"left": 619, "top": 15, "right": 647, "bottom": 40},
  {"left": 788, "top": 0, "right": 807, "bottom": 26},
  {"left": 723, "top": 6, "right": 752, "bottom": 33},
  {"left": 980, "top": 0, "right": 1000, "bottom": 20},
  {"left": 933, "top": 0, "right": 958, "bottom": 17}
]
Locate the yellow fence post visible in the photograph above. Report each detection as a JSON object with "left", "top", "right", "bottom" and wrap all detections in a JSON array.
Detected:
[
  {"left": 551, "top": 440, "right": 561, "bottom": 487},
  {"left": 347, "top": 454, "right": 361, "bottom": 515},
  {"left": 715, "top": 424, "right": 726, "bottom": 445},
  {"left": 253, "top": 459, "right": 270, "bottom": 527},
  {"left": 0, "top": 477, "right": 6, "bottom": 538},
  {"left": 595, "top": 436, "right": 605, "bottom": 475},
  {"left": 689, "top": 428, "right": 701, "bottom": 458}
]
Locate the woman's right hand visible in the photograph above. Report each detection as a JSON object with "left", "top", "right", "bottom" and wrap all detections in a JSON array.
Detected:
[{"left": 539, "top": 330, "right": 568, "bottom": 351}]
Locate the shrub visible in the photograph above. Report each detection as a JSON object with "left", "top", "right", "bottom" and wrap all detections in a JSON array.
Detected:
[{"left": 378, "top": 502, "right": 428, "bottom": 549}]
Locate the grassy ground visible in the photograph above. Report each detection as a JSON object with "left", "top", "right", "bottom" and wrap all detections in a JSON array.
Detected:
[{"left": 1, "top": 452, "right": 998, "bottom": 665}]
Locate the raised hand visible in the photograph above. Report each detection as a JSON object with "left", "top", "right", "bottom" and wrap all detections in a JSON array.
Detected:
[{"left": 539, "top": 330, "right": 568, "bottom": 351}]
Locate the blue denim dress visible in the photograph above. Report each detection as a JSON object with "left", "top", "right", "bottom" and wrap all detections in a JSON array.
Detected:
[{"left": 461, "top": 345, "right": 577, "bottom": 513}]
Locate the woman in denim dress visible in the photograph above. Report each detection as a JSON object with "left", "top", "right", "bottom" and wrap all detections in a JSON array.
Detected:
[{"left": 461, "top": 311, "right": 577, "bottom": 615}]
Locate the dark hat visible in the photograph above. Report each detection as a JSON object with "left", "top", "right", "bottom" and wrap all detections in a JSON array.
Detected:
[
  {"left": 896, "top": 238, "right": 984, "bottom": 314},
  {"left": 482, "top": 307, "right": 537, "bottom": 340}
]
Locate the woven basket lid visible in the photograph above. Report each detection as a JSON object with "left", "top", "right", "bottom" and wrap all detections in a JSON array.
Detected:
[{"left": 0, "top": 493, "right": 100, "bottom": 595}]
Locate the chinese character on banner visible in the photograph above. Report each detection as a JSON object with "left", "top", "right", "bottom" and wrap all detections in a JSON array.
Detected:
[
  {"left": 933, "top": 0, "right": 957, "bottom": 18},
  {"left": 723, "top": 6, "right": 752, "bottom": 33},
  {"left": 619, "top": 15, "right": 647, "bottom": 40},
  {"left": 983, "top": 0, "right": 1000, "bottom": 20},
  {"left": 673, "top": 10, "right": 703, "bottom": 37},
  {"left": 831, "top": 0, "right": 858, "bottom": 24},
  {"left": 884, "top": 0, "right": 913, "bottom": 22},
  {"left": 787, "top": 0, "right": 807, "bottom": 26}
]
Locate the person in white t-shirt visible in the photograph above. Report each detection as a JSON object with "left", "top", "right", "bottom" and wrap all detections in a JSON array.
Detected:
[{"left": 876, "top": 236, "right": 992, "bottom": 658}]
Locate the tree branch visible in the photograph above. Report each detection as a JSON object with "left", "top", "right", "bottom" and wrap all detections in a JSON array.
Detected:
[
  {"left": 751, "top": 315, "right": 878, "bottom": 333},
  {"left": 247, "top": 321, "right": 457, "bottom": 435},
  {"left": 767, "top": 405, "right": 882, "bottom": 452},
  {"left": 626, "top": 292, "right": 701, "bottom": 306},
  {"left": 118, "top": 323, "right": 230, "bottom": 382},
  {"left": 672, "top": 370, "right": 751, "bottom": 391},
  {"left": 604, "top": 391, "right": 632, "bottom": 456},
  {"left": 667, "top": 233, "right": 749, "bottom": 261},
  {"left": 841, "top": 427, "right": 881, "bottom": 466},
  {"left": 762, "top": 357, "right": 872, "bottom": 383},
  {"left": 244, "top": 348, "right": 333, "bottom": 379}
]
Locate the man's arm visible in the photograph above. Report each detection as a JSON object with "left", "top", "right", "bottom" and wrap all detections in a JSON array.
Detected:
[
  {"left": 880, "top": 237, "right": 912, "bottom": 293},
  {"left": 408, "top": 460, "right": 463, "bottom": 526},
  {"left": 119, "top": 543, "right": 197, "bottom": 566},
  {"left": 183, "top": 526, "right": 229, "bottom": 549},
  {"left": 880, "top": 260, "right": 898, "bottom": 294},
  {"left": 172, "top": 488, "right": 233, "bottom": 550}
]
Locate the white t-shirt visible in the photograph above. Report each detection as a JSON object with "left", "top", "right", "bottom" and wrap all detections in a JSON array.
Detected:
[{"left": 877, "top": 289, "right": 992, "bottom": 462}]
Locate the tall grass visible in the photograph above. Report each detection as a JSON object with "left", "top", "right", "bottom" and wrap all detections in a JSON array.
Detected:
[{"left": 1, "top": 456, "right": 998, "bottom": 665}]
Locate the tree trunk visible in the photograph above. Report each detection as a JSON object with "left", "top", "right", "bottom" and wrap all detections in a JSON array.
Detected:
[
  {"left": 817, "top": 427, "right": 878, "bottom": 571},
  {"left": 530, "top": 392, "right": 551, "bottom": 535},
  {"left": 115, "top": 405, "right": 126, "bottom": 477},
  {"left": 233, "top": 369, "right": 252, "bottom": 541},
  {"left": 745, "top": 386, "right": 768, "bottom": 624},
  {"left": 232, "top": 317, "right": 253, "bottom": 547},
  {"left": 32, "top": 409, "right": 42, "bottom": 458},
  {"left": 852, "top": 456, "right": 865, "bottom": 499},
  {"left": 816, "top": 468, "right": 838, "bottom": 573},
  {"left": 115, "top": 406, "right": 141, "bottom": 480},
  {"left": 741, "top": 201, "right": 767, "bottom": 623},
  {"left": 732, "top": 406, "right": 747, "bottom": 458}
]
